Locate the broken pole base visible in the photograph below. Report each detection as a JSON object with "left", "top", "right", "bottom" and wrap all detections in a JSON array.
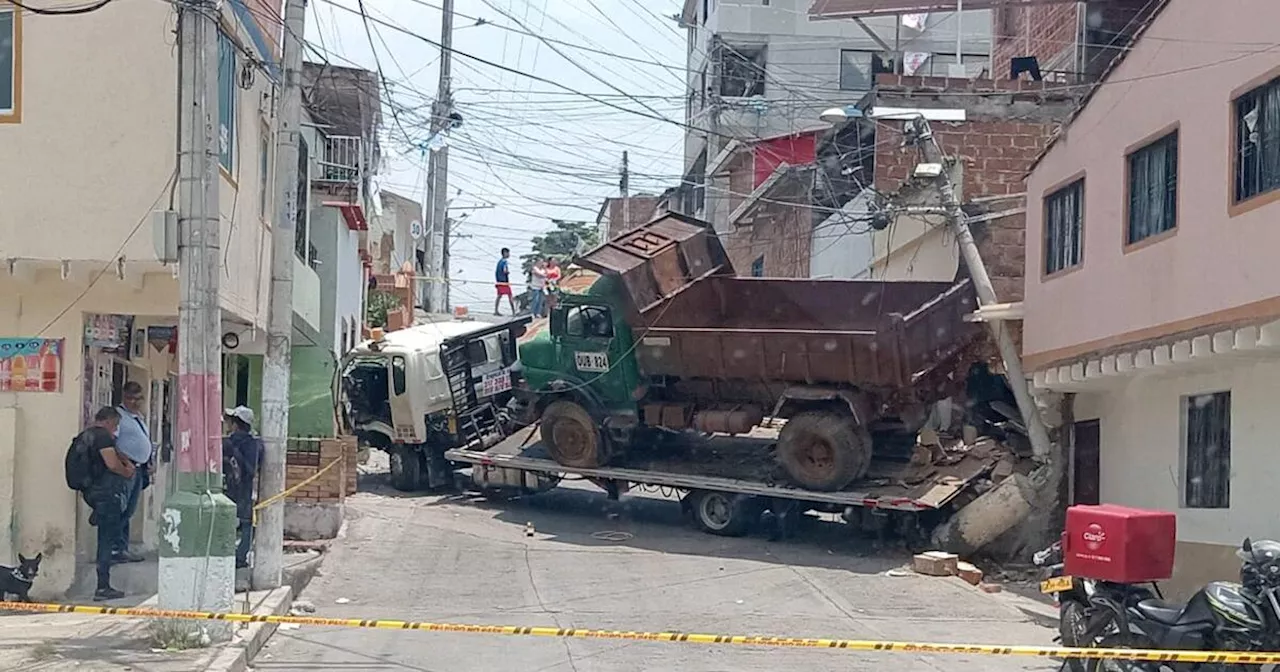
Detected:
[{"left": 931, "top": 473, "right": 1035, "bottom": 557}]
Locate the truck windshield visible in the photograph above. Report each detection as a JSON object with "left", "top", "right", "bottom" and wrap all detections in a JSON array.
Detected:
[
  {"left": 341, "top": 356, "right": 392, "bottom": 424},
  {"left": 566, "top": 306, "right": 613, "bottom": 339}
]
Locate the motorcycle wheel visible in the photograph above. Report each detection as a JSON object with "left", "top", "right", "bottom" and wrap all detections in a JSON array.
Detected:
[
  {"left": 1085, "top": 632, "right": 1158, "bottom": 672},
  {"left": 1059, "top": 600, "right": 1091, "bottom": 672}
]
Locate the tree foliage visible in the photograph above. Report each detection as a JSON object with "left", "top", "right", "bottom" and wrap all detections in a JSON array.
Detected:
[{"left": 521, "top": 219, "right": 599, "bottom": 278}]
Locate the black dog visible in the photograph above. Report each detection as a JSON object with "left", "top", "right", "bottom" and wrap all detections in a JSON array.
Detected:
[{"left": 0, "top": 553, "right": 42, "bottom": 603}]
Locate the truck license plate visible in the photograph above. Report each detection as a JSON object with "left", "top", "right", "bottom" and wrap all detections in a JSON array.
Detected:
[
  {"left": 1040, "top": 576, "right": 1073, "bottom": 594},
  {"left": 481, "top": 370, "right": 511, "bottom": 396},
  {"left": 574, "top": 351, "right": 609, "bottom": 373}
]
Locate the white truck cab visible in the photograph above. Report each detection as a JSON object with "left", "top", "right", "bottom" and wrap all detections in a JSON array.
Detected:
[{"left": 336, "top": 315, "right": 530, "bottom": 491}]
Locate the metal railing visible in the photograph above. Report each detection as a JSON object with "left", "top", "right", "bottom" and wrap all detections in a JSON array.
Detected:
[{"left": 317, "top": 135, "right": 363, "bottom": 185}]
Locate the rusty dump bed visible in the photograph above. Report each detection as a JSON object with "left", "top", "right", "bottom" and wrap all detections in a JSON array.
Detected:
[
  {"left": 637, "top": 277, "right": 980, "bottom": 389},
  {"left": 445, "top": 427, "right": 1007, "bottom": 512},
  {"left": 575, "top": 214, "right": 982, "bottom": 389}
]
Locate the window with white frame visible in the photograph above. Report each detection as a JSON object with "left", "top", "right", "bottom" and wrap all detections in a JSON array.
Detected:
[
  {"left": 1183, "top": 391, "right": 1231, "bottom": 509},
  {"left": 0, "top": 7, "right": 16, "bottom": 118},
  {"left": 217, "top": 30, "right": 238, "bottom": 171}
]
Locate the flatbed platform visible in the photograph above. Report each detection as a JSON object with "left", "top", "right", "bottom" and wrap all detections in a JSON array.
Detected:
[{"left": 444, "top": 427, "right": 1008, "bottom": 512}]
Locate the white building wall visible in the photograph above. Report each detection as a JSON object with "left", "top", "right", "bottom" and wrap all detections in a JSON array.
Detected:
[
  {"left": 809, "top": 190, "right": 875, "bottom": 278},
  {"left": 333, "top": 227, "right": 364, "bottom": 356},
  {"left": 1074, "top": 362, "right": 1280, "bottom": 549}
]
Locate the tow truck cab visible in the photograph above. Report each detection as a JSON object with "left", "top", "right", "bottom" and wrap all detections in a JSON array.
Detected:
[{"left": 336, "top": 315, "right": 530, "bottom": 491}]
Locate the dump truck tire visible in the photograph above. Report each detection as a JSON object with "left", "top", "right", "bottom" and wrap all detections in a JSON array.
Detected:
[
  {"left": 388, "top": 446, "right": 423, "bottom": 492},
  {"left": 540, "top": 400, "right": 609, "bottom": 468},
  {"left": 776, "top": 412, "right": 868, "bottom": 491}
]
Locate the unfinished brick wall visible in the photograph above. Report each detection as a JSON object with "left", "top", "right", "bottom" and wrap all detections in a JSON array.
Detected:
[
  {"left": 721, "top": 205, "right": 812, "bottom": 278},
  {"left": 372, "top": 270, "right": 415, "bottom": 331},
  {"left": 870, "top": 75, "right": 1080, "bottom": 305},
  {"left": 991, "top": 2, "right": 1081, "bottom": 82},
  {"left": 284, "top": 437, "right": 358, "bottom": 504}
]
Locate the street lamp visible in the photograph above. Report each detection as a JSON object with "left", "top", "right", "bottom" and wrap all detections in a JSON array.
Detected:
[{"left": 819, "top": 105, "right": 863, "bottom": 125}]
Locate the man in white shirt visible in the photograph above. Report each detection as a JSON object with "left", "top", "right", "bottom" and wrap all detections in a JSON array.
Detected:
[{"left": 114, "top": 381, "right": 153, "bottom": 563}]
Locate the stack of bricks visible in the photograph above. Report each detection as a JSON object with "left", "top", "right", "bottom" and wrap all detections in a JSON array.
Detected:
[
  {"left": 372, "top": 269, "right": 416, "bottom": 331},
  {"left": 284, "top": 437, "right": 359, "bottom": 504}
]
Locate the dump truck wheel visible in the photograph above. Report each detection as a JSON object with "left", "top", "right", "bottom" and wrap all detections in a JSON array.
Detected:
[
  {"left": 540, "top": 400, "right": 609, "bottom": 468},
  {"left": 776, "top": 412, "right": 868, "bottom": 491},
  {"left": 388, "top": 447, "right": 423, "bottom": 492}
]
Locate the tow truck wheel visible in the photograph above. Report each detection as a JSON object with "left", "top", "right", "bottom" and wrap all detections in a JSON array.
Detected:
[
  {"left": 776, "top": 412, "right": 869, "bottom": 491},
  {"left": 688, "top": 490, "right": 755, "bottom": 537},
  {"left": 540, "top": 400, "right": 609, "bottom": 468},
  {"left": 388, "top": 446, "right": 423, "bottom": 492}
]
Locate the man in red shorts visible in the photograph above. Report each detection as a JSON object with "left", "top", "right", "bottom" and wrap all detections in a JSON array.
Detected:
[{"left": 494, "top": 247, "right": 515, "bottom": 316}]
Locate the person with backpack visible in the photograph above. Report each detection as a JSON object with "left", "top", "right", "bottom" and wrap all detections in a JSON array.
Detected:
[
  {"left": 64, "top": 406, "right": 133, "bottom": 601},
  {"left": 222, "top": 406, "right": 262, "bottom": 569}
]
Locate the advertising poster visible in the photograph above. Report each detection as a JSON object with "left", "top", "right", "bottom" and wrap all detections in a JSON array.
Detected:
[{"left": 0, "top": 338, "right": 64, "bottom": 393}]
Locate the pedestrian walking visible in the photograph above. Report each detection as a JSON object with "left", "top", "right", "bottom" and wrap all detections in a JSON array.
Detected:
[
  {"left": 528, "top": 258, "right": 548, "bottom": 317},
  {"left": 65, "top": 406, "right": 133, "bottom": 601},
  {"left": 113, "top": 381, "right": 152, "bottom": 564},
  {"left": 222, "top": 406, "right": 263, "bottom": 569},
  {"left": 494, "top": 247, "right": 516, "bottom": 316}
]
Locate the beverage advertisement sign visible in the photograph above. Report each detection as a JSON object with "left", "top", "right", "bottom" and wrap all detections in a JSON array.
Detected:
[{"left": 0, "top": 338, "right": 64, "bottom": 393}]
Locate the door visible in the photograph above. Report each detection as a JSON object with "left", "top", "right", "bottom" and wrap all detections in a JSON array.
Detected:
[
  {"left": 1072, "top": 419, "right": 1101, "bottom": 506},
  {"left": 552, "top": 303, "right": 631, "bottom": 406}
]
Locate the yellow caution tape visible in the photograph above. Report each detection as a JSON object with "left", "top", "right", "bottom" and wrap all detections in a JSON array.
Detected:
[
  {"left": 251, "top": 456, "right": 343, "bottom": 525},
  {"left": 2, "top": 601, "right": 1279, "bottom": 663}
]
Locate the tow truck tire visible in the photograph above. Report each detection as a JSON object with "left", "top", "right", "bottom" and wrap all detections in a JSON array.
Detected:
[
  {"left": 776, "top": 412, "right": 870, "bottom": 491},
  {"left": 689, "top": 490, "right": 755, "bottom": 537},
  {"left": 540, "top": 400, "right": 609, "bottom": 468},
  {"left": 388, "top": 447, "right": 423, "bottom": 492}
]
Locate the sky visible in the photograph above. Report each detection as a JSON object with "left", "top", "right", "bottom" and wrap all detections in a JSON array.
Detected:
[{"left": 304, "top": 0, "right": 689, "bottom": 311}]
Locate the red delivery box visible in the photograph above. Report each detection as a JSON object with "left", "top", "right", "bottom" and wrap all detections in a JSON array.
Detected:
[{"left": 1063, "top": 504, "right": 1176, "bottom": 583}]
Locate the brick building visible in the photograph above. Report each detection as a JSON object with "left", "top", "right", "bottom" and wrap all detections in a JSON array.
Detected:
[
  {"left": 991, "top": 0, "right": 1154, "bottom": 83},
  {"left": 866, "top": 75, "right": 1080, "bottom": 303},
  {"left": 596, "top": 195, "right": 662, "bottom": 242}
]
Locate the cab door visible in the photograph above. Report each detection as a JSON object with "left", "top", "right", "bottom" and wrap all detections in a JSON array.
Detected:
[{"left": 551, "top": 303, "right": 633, "bottom": 406}]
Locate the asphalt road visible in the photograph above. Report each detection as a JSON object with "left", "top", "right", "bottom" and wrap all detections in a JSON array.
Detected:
[{"left": 256, "top": 468, "right": 1061, "bottom": 672}]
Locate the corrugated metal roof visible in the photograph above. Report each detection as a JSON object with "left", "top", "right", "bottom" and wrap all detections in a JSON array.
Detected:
[{"left": 574, "top": 214, "right": 734, "bottom": 314}]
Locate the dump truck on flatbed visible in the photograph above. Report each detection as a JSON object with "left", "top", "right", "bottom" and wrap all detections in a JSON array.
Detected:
[{"left": 507, "top": 213, "right": 987, "bottom": 493}]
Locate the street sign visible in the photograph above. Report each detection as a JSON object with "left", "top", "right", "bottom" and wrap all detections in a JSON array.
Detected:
[{"left": 410, "top": 220, "right": 424, "bottom": 240}]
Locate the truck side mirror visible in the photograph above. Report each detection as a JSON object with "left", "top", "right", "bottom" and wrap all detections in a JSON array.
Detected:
[{"left": 549, "top": 307, "right": 567, "bottom": 336}]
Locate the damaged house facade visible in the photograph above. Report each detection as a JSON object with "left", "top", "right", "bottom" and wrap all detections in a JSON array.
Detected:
[
  {"left": 1021, "top": 0, "right": 1280, "bottom": 596},
  {"left": 676, "top": 0, "right": 993, "bottom": 277}
]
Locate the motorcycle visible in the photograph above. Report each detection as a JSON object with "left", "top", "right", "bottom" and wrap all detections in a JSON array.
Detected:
[
  {"left": 1033, "top": 540, "right": 1159, "bottom": 672},
  {"left": 1086, "top": 537, "right": 1280, "bottom": 672}
]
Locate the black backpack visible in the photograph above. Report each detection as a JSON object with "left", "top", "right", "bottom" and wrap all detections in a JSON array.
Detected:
[{"left": 64, "top": 431, "right": 96, "bottom": 492}]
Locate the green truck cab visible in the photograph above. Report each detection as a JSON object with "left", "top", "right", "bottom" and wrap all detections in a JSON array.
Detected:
[{"left": 509, "top": 214, "right": 983, "bottom": 492}]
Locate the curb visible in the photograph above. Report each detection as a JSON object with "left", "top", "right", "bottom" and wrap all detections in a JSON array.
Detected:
[
  {"left": 203, "top": 551, "right": 326, "bottom": 672},
  {"left": 992, "top": 590, "right": 1061, "bottom": 629}
]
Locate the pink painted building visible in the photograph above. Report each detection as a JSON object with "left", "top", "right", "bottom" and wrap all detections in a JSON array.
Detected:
[{"left": 1021, "top": 0, "right": 1280, "bottom": 596}]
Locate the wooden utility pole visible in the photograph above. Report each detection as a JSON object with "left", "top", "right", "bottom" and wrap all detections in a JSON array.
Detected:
[
  {"left": 161, "top": 0, "right": 236, "bottom": 640},
  {"left": 426, "top": 0, "right": 455, "bottom": 312},
  {"left": 256, "top": 0, "right": 307, "bottom": 590}
]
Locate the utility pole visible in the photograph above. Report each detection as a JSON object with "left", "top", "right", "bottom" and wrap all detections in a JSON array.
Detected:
[
  {"left": 426, "top": 0, "right": 455, "bottom": 313},
  {"left": 909, "top": 118, "right": 1053, "bottom": 468},
  {"left": 256, "top": 0, "right": 306, "bottom": 590},
  {"left": 620, "top": 150, "right": 630, "bottom": 235},
  {"left": 161, "top": 0, "right": 236, "bottom": 639}
]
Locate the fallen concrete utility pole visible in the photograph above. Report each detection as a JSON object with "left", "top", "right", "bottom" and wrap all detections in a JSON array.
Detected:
[
  {"left": 894, "top": 118, "right": 1058, "bottom": 554},
  {"left": 257, "top": 0, "right": 308, "bottom": 589}
]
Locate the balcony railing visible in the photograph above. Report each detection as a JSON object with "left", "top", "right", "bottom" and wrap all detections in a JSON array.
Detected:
[{"left": 316, "top": 135, "right": 363, "bottom": 185}]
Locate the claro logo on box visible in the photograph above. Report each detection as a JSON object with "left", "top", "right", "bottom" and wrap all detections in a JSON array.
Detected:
[{"left": 1082, "top": 523, "right": 1106, "bottom": 551}]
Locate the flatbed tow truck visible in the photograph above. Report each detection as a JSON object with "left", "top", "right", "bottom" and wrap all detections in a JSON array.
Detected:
[{"left": 445, "top": 424, "right": 1012, "bottom": 540}]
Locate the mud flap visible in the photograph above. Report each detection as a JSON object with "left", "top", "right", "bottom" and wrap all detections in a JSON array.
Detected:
[{"left": 423, "top": 449, "right": 454, "bottom": 490}]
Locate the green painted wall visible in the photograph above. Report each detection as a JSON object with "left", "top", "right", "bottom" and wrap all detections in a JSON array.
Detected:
[{"left": 289, "top": 345, "right": 336, "bottom": 437}]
